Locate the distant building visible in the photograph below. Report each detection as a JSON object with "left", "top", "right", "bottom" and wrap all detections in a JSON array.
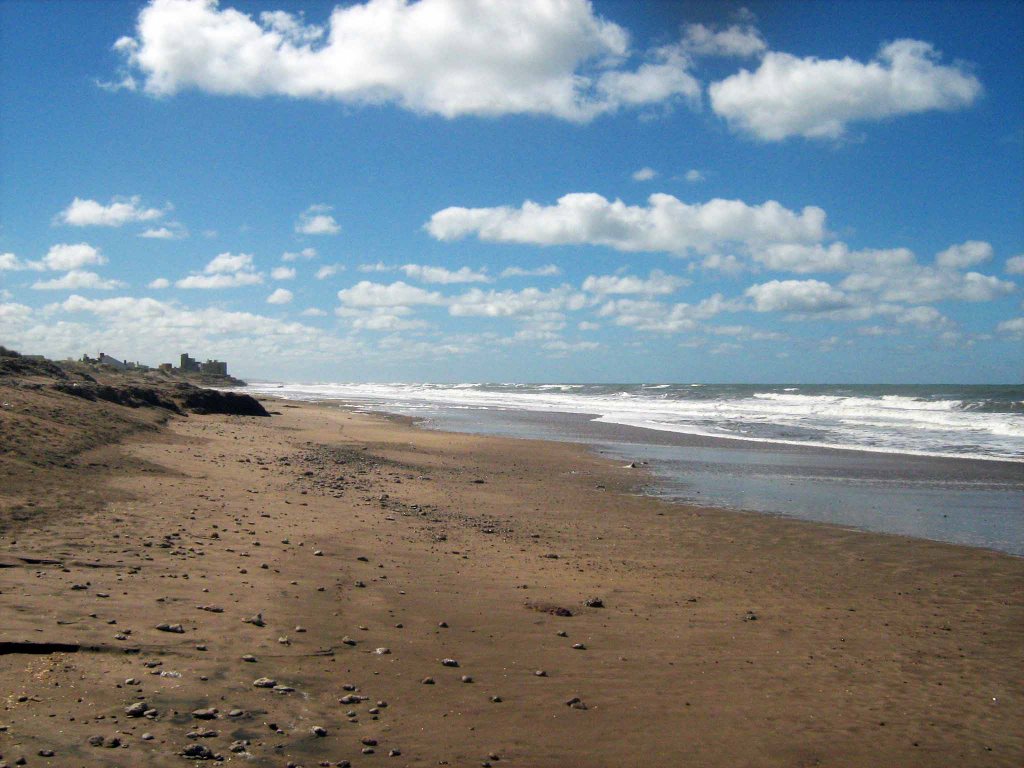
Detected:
[
  {"left": 200, "top": 359, "right": 228, "bottom": 376},
  {"left": 98, "top": 352, "right": 128, "bottom": 370},
  {"left": 85, "top": 352, "right": 149, "bottom": 371},
  {"left": 178, "top": 352, "right": 228, "bottom": 376},
  {"left": 158, "top": 363, "right": 173, "bottom": 372}
]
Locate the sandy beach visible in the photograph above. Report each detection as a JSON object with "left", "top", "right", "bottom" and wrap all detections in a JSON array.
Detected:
[{"left": 2, "top": 391, "right": 1023, "bottom": 767}]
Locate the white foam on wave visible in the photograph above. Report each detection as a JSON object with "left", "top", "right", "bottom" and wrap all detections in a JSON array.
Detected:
[{"left": 244, "top": 382, "right": 1024, "bottom": 462}]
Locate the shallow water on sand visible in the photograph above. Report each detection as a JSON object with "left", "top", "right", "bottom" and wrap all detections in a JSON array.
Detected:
[{"left": 376, "top": 406, "right": 1024, "bottom": 557}]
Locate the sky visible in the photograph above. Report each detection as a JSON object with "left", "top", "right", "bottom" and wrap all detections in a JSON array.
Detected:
[{"left": 1, "top": 0, "right": 1022, "bottom": 384}]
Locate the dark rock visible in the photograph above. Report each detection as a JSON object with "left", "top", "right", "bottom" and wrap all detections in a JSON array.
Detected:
[{"left": 179, "top": 388, "right": 269, "bottom": 417}]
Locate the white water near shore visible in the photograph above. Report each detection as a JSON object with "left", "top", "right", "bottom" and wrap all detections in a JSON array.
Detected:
[{"left": 243, "top": 381, "right": 1024, "bottom": 462}]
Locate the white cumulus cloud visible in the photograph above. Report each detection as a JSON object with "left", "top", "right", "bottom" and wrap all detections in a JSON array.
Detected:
[
  {"left": 140, "top": 225, "right": 186, "bottom": 239},
  {"left": 709, "top": 40, "right": 981, "bottom": 140},
  {"left": 745, "top": 279, "right": 850, "bottom": 313},
  {"left": 32, "top": 270, "right": 127, "bottom": 291},
  {"left": 113, "top": 0, "right": 703, "bottom": 122},
  {"left": 996, "top": 317, "right": 1024, "bottom": 338},
  {"left": 399, "top": 264, "right": 490, "bottom": 284},
  {"left": 500, "top": 265, "right": 562, "bottom": 278},
  {"left": 57, "top": 195, "right": 166, "bottom": 227},
  {"left": 0, "top": 252, "right": 28, "bottom": 271},
  {"left": 582, "top": 270, "right": 689, "bottom": 295},
  {"left": 448, "top": 286, "right": 586, "bottom": 318},
  {"left": 1005, "top": 255, "right": 1024, "bottom": 275},
  {"left": 296, "top": 204, "right": 341, "bottom": 235},
  {"left": 427, "top": 193, "right": 826, "bottom": 256},
  {"left": 753, "top": 243, "right": 916, "bottom": 274},
  {"left": 631, "top": 167, "right": 657, "bottom": 182},
  {"left": 315, "top": 264, "right": 345, "bottom": 280},
  {"left": 935, "top": 240, "right": 992, "bottom": 269},
  {"left": 205, "top": 252, "right": 254, "bottom": 274},
  {"left": 148, "top": 277, "right": 171, "bottom": 289},
  {"left": 282, "top": 247, "right": 317, "bottom": 262},
  {"left": 40, "top": 243, "right": 107, "bottom": 271},
  {"left": 680, "top": 22, "right": 766, "bottom": 58},
  {"left": 337, "top": 281, "right": 444, "bottom": 308},
  {"left": 176, "top": 252, "right": 263, "bottom": 288},
  {"left": 271, "top": 266, "right": 296, "bottom": 280},
  {"left": 266, "top": 288, "right": 293, "bottom": 304}
]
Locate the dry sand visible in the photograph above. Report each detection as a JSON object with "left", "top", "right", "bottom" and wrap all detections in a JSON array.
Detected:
[{"left": 1, "top": 397, "right": 1022, "bottom": 767}]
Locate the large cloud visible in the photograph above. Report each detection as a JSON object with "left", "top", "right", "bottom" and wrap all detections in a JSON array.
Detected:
[
  {"left": 112, "top": 0, "right": 699, "bottom": 121},
  {"left": 427, "top": 193, "right": 826, "bottom": 255},
  {"left": 709, "top": 40, "right": 981, "bottom": 140}
]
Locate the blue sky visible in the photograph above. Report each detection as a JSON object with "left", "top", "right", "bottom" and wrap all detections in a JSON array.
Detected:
[{"left": 1, "top": 0, "right": 1022, "bottom": 383}]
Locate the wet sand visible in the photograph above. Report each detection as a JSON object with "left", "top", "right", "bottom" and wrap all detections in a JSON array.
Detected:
[{"left": 1, "top": 398, "right": 1023, "bottom": 767}]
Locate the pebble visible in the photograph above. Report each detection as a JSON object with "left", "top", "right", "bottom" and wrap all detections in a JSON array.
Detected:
[
  {"left": 311, "top": 726, "right": 327, "bottom": 737},
  {"left": 584, "top": 597, "right": 604, "bottom": 608},
  {"left": 155, "top": 622, "right": 184, "bottom": 633},
  {"left": 374, "top": 647, "right": 391, "bottom": 655},
  {"left": 252, "top": 677, "right": 277, "bottom": 688},
  {"left": 241, "top": 654, "right": 258, "bottom": 662},
  {"left": 572, "top": 643, "right": 587, "bottom": 650},
  {"left": 534, "top": 670, "right": 547, "bottom": 677},
  {"left": 192, "top": 707, "right": 219, "bottom": 720},
  {"left": 441, "top": 658, "right": 459, "bottom": 667},
  {"left": 461, "top": 675, "right": 474, "bottom": 683},
  {"left": 422, "top": 677, "right": 435, "bottom": 685},
  {"left": 490, "top": 696, "right": 502, "bottom": 703},
  {"left": 125, "top": 702, "right": 148, "bottom": 717}
]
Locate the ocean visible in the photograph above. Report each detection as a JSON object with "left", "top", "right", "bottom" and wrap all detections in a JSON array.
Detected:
[{"left": 242, "top": 382, "right": 1024, "bottom": 555}]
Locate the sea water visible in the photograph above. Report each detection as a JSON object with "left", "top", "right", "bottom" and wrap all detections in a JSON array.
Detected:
[{"left": 243, "top": 382, "right": 1024, "bottom": 555}]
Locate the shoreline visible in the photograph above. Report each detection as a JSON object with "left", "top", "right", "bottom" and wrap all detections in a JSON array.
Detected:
[
  {"left": 239, "top": 381, "right": 1024, "bottom": 465},
  {"left": 268, "top": 396, "right": 1024, "bottom": 557},
  {"left": 1, "top": 398, "right": 1022, "bottom": 766}
]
